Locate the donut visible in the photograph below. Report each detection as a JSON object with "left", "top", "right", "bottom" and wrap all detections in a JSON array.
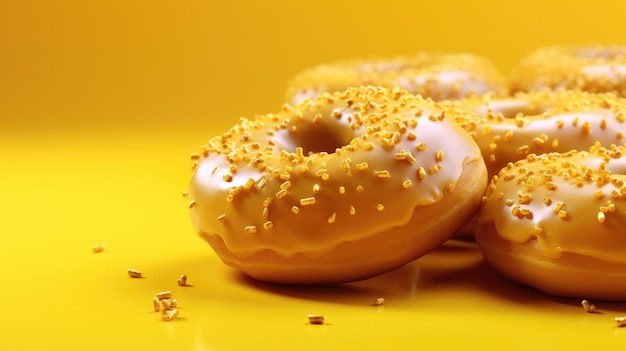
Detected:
[
  {"left": 187, "top": 86, "right": 488, "bottom": 284},
  {"left": 476, "top": 144, "right": 626, "bottom": 300},
  {"left": 446, "top": 90, "right": 626, "bottom": 178},
  {"left": 285, "top": 52, "right": 507, "bottom": 106},
  {"left": 510, "top": 45, "right": 626, "bottom": 96}
]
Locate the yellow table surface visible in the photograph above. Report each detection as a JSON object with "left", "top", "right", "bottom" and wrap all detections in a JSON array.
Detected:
[
  {"left": 4, "top": 1, "right": 626, "bottom": 350},
  {"left": 3, "top": 125, "right": 626, "bottom": 350}
]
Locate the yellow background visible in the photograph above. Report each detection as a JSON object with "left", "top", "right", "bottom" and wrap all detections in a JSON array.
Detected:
[{"left": 3, "top": 1, "right": 626, "bottom": 350}]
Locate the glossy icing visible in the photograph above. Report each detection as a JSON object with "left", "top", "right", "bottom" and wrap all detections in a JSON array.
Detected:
[
  {"left": 477, "top": 144, "right": 626, "bottom": 263},
  {"left": 188, "top": 86, "right": 484, "bottom": 258}
]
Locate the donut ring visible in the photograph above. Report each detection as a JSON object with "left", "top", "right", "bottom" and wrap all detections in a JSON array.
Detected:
[
  {"left": 511, "top": 45, "right": 626, "bottom": 96},
  {"left": 446, "top": 90, "right": 626, "bottom": 178},
  {"left": 476, "top": 144, "right": 626, "bottom": 300},
  {"left": 285, "top": 52, "right": 507, "bottom": 106},
  {"left": 187, "top": 86, "right": 487, "bottom": 284}
]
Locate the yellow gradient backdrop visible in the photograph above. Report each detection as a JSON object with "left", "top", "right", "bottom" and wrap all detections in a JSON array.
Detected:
[
  {"left": 3, "top": 1, "right": 626, "bottom": 351},
  {"left": 3, "top": 0, "right": 626, "bottom": 132}
]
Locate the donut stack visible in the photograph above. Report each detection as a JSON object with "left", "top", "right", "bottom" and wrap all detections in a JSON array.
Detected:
[{"left": 188, "top": 46, "right": 626, "bottom": 300}]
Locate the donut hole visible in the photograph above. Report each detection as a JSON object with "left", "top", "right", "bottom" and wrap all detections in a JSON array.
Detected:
[{"left": 284, "top": 122, "right": 355, "bottom": 155}]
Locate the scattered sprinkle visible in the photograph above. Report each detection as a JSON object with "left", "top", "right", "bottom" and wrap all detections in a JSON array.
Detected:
[
  {"left": 127, "top": 269, "right": 142, "bottom": 278},
  {"left": 307, "top": 314, "right": 326, "bottom": 325},
  {"left": 580, "top": 299, "right": 596, "bottom": 313}
]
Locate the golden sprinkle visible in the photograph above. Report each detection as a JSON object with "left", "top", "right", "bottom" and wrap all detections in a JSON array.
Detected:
[
  {"left": 182, "top": 191, "right": 188, "bottom": 197},
  {"left": 435, "top": 150, "right": 445, "bottom": 162},
  {"left": 156, "top": 291, "right": 172, "bottom": 300},
  {"left": 504, "top": 130, "right": 514, "bottom": 141},
  {"left": 327, "top": 212, "right": 337, "bottom": 224},
  {"left": 516, "top": 145, "right": 530, "bottom": 155},
  {"left": 291, "top": 206, "right": 300, "bottom": 214},
  {"left": 245, "top": 178, "right": 256, "bottom": 189},
  {"left": 356, "top": 185, "right": 364, "bottom": 192},
  {"left": 356, "top": 162, "right": 369, "bottom": 170},
  {"left": 402, "top": 180, "right": 412, "bottom": 189},
  {"left": 554, "top": 201, "right": 565, "bottom": 214},
  {"left": 616, "top": 316, "right": 626, "bottom": 327},
  {"left": 376, "top": 203, "right": 385, "bottom": 211},
  {"left": 518, "top": 192, "right": 532, "bottom": 205},
  {"left": 416, "top": 143, "right": 427, "bottom": 151},
  {"left": 407, "top": 132, "right": 417, "bottom": 141},
  {"left": 582, "top": 121, "right": 591, "bottom": 134},
  {"left": 593, "top": 190, "right": 605, "bottom": 200},
  {"left": 162, "top": 309, "right": 179, "bottom": 322},
  {"left": 545, "top": 182, "right": 558, "bottom": 191},
  {"left": 581, "top": 300, "right": 596, "bottom": 313},
  {"left": 127, "top": 269, "right": 142, "bottom": 278},
  {"left": 244, "top": 226, "right": 258, "bottom": 234},
  {"left": 188, "top": 200, "right": 196, "bottom": 209},
  {"left": 416, "top": 167, "right": 427, "bottom": 180},
  {"left": 307, "top": 314, "right": 326, "bottom": 325},
  {"left": 262, "top": 207, "right": 269, "bottom": 219},
  {"left": 263, "top": 221, "right": 274, "bottom": 230},
  {"left": 364, "top": 142, "right": 375, "bottom": 151},
  {"left": 321, "top": 173, "right": 330, "bottom": 180},
  {"left": 255, "top": 177, "right": 267, "bottom": 189},
  {"left": 275, "top": 189, "right": 288, "bottom": 199},
  {"left": 300, "top": 197, "right": 316, "bottom": 206},
  {"left": 349, "top": 205, "right": 356, "bottom": 215},
  {"left": 558, "top": 210, "right": 568, "bottom": 219},
  {"left": 153, "top": 297, "right": 161, "bottom": 312},
  {"left": 92, "top": 244, "right": 106, "bottom": 253},
  {"left": 223, "top": 174, "right": 233, "bottom": 182},
  {"left": 177, "top": 275, "right": 187, "bottom": 286},
  {"left": 374, "top": 298, "right": 385, "bottom": 306},
  {"left": 504, "top": 199, "right": 515, "bottom": 207},
  {"left": 217, "top": 214, "right": 227, "bottom": 223},
  {"left": 312, "top": 184, "right": 321, "bottom": 194},
  {"left": 375, "top": 170, "right": 391, "bottom": 178},
  {"left": 339, "top": 186, "right": 346, "bottom": 194},
  {"left": 428, "top": 165, "right": 442, "bottom": 174},
  {"left": 598, "top": 212, "right": 606, "bottom": 224}
]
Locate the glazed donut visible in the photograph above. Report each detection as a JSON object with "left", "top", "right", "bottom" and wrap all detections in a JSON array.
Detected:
[
  {"left": 187, "top": 86, "right": 487, "bottom": 284},
  {"left": 511, "top": 45, "right": 626, "bottom": 96},
  {"left": 285, "top": 52, "right": 507, "bottom": 106},
  {"left": 446, "top": 90, "right": 626, "bottom": 178},
  {"left": 476, "top": 144, "right": 626, "bottom": 300}
]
